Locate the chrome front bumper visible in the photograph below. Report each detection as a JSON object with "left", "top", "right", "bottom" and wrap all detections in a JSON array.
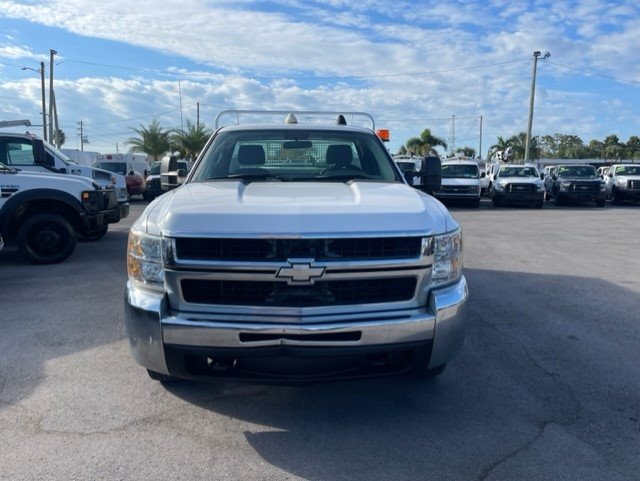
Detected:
[{"left": 124, "top": 276, "right": 468, "bottom": 378}]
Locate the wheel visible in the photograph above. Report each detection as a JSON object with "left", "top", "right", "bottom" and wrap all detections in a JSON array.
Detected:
[
  {"left": 492, "top": 197, "right": 502, "bottom": 207},
  {"left": 554, "top": 192, "right": 564, "bottom": 206},
  {"left": 470, "top": 198, "right": 480, "bottom": 208},
  {"left": 77, "top": 226, "right": 108, "bottom": 242},
  {"left": 534, "top": 200, "right": 543, "bottom": 209},
  {"left": 17, "top": 213, "right": 76, "bottom": 264},
  {"left": 611, "top": 188, "right": 620, "bottom": 206},
  {"left": 595, "top": 199, "right": 606, "bottom": 208},
  {"left": 146, "top": 369, "right": 177, "bottom": 383}
]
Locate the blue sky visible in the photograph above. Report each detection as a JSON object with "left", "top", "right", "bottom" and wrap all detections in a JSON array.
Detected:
[{"left": 1, "top": 0, "right": 639, "bottom": 156}]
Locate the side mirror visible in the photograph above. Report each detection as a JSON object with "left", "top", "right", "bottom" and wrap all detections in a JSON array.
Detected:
[
  {"left": 608, "top": 173, "right": 613, "bottom": 178},
  {"left": 420, "top": 156, "right": 441, "bottom": 193},
  {"left": 480, "top": 172, "right": 486, "bottom": 178},
  {"left": 128, "top": 170, "right": 135, "bottom": 176},
  {"left": 552, "top": 174, "right": 557, "bottom": 180},
  {"left": 161, "top": 156, "right": 178, "bottom": 175},
  {"left": 540, "top": 173, "right": 545, "bottom": 180}
]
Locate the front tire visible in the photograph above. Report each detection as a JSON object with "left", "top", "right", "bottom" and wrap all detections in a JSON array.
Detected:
[{"left": 17, "top": 213, "right": 76, "bottom": 264}]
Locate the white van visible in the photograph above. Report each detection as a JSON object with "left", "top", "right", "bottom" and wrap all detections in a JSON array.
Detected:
[{"left": 433, "top": 159, "right": 483, "bottom": 208}]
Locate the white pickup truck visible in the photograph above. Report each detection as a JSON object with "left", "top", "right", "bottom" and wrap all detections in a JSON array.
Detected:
[
  {"left": 125, "top": 111, "right": 468, "bottom": 383},
  {"left": 0, "top": 162, "right": 119, "bottom": 263},
  {"left": 0, "top": 132, "right": 130, "bottom": 225}
]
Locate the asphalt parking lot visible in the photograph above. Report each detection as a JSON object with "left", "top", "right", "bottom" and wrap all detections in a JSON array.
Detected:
[{"left": 1, "top": 198, "right": 639, "bottom": 481}]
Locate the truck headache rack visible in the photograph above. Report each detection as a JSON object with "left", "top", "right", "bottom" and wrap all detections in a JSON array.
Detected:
[{"left": 215, "top": 110, "right": 375, "bottom": 130}]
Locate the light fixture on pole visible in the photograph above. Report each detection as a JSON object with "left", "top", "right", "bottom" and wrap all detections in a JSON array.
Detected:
[{"left": 524, "top": 50, "right": 550, "bottom": 163}]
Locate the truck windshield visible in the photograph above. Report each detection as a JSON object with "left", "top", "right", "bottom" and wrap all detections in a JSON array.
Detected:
[
  {"left": 191, "top": 129, "right": 401, "bottom": 182},
  {"left": 558, "top": 166, "right": 597, "bottom": 178},
  {"left": 94, "top": 162, "right": 127, "bottom": 176},
  {"left": 615, "top": 166, "right": 640, "bottom": 176},
  {"left": 149, "top": 162, "right": 161, "bottom": 175},
  {"left": 45, "top": 143, "right": 77, "bottom": 165},
  {"left": 498, "top": 167, "right": 538, "bottom": 177},
  {"left": 441, "top": 164, "right": 479, "bottom": 179}
]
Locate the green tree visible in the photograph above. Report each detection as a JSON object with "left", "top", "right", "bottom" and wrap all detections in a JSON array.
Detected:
[
  {"left": 625, "top": 136, "right": 640, "bottom": 160},
  {"left": 396, "top": 145, "right": 408, "bottom": 155},
  {"left": 405, "top": 129, "right": 448, "bottom": 156},
  {"left": 455, "top": 147, "right": 476, "bottom": 158},
  {"left": 488, "top": 136, "right": 510, "bottom": 159},
  {"left": 587, "top": 139, "right": 604, "bottom": 158},
  {"left": 556, "top": 134, "right": 587, "bottom": 159},
  {"left": 171, "top": 120, "right": 212, "bottom": 160},
  {"left": 602, "top": 134, "right": 624, "bottom": 159},
  {"left": 126, "top": 119, "right": 173, "bottom": 162},
  {"left": 53, "top": 129, "right": 65, "bottom": 147}
]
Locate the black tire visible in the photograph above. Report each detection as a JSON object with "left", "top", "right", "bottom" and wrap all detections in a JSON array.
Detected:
[
  {"left": 534, "top": 200, "right": 544, "bottom": 209},
  {"left": 554, "top": 193, "right": 564, "bottom": 206},
  {"left": 17, "top": 213, "right": 76, "bottom": 264},
  {"left": 77, "top": 226, "right": 108, "bottom": 242},
  {"left": 492, "top": 197, "right": 502, "bottom": 207},
  {"left": 146, "top": 369, "right": 177, "bottom": 383},
  {"left": 470, "top": 198, "right": 480, "bottom": 208},
  {"left": 611, "top": 189, "right": 620, "bottom": 206}
]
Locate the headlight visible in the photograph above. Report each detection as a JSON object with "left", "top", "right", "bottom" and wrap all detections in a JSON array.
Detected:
[
  {"left": 617, "top": 179, "right": 626, "bottom": 187},
  {"left": 431, "top": 229, "right": 463, "bottom": 287},
  {"left": 494, "top": 180, "right": 507, "bottom": 191},
  {"left": 536, "top": 183, "right": 544, "bottom": 192},
  {"left": 127, "top": 230, "right": 165, "bottom": 291},
  {"left": 560, "top": 182, "right": 572, "bottom": 191}
]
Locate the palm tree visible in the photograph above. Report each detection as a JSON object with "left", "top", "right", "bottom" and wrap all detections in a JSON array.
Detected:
[
  {"left": 171, "top": 120, "right": 212, "bottom": 160},
  {"left": 488, "top": 136, "right": 510, "bottom": 160},
  {"left": 405, "top": 129, "right": 447, "bottom": 156},
  {"left": 126, "top": 119, "right": 173, "bottom": 162},
  {"left": 455, "top": 147, "right": 476, "bottom": 158}
]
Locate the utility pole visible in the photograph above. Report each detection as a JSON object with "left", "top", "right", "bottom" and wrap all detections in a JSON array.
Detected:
[
  {"left": 48, "top": 49, "right": 57, "bottom": 143},
  {"left": 524, "top": 50, "right": 550, "bottom": 163},
  {"left": 478, "top": 115, "right": 483, "bottom": 159},
  {"left": 77, "top": 121, "right": 88, "bottom": 151},
  {"left": 196, "top": 102, "right": 200, "bottom": 129},
  {"left": 451, "top": 114, "right": 456, "bottom": 156},
  {"left": 178, "top": 80, "right": 184, "bottom": 131}
]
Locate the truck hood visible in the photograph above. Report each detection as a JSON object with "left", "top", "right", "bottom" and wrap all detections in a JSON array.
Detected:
[
  {"left": 139, "top": 181, "right": 456, "bottom": 237},
  {"left": 441, "top": 178, "right": 479, "bottom": 186}
]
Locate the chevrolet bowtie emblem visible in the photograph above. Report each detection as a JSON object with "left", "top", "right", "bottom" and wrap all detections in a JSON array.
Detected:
[{"left": 276, "top": 261, "right": 326, "bottom": 285}]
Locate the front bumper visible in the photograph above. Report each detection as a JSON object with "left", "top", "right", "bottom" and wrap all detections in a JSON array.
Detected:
[
  {"left": 616, "top": 189, "right": 640, "bottom": 201},
  {"left": 124, "top": 276, "right": 469, "bottom": 381},
  {"left": 557, "top": 191, "right": 605, "bottom": 203},
  {"left": 81, "top": 189, "right": 121, "bottom": 229},
  {"left": 493, "top": 191, "right": 544, "bottom": 203}
]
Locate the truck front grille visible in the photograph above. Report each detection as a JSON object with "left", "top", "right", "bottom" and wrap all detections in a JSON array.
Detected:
[
  {"left": 506, "top": 183, "right": 535, "bottom": 193},
  {"left": 629, "top": 180, "right": 640, "bottom": 190},
  {"left": 571, "top": 182, "right": 598, "bottom": 192},
  {"left": 181, "top": 277, "right": 417, "bottom": 307},
  {"left": 439, "top": 185, "right": 476, "bottom": 193},
  {"left": 175, "top": 237, "right": 423, "bottom": 262}
]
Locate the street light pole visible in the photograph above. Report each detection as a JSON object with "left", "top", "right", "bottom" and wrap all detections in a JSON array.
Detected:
[
  {"left": 524, "top": 50, "right": 550, "bottom": 163},
  {"left": 48, "top": 49, "right": 57, "bottom": 143},
  {"left": 22, "top": 64, "right": 48, "bottom": 141}
]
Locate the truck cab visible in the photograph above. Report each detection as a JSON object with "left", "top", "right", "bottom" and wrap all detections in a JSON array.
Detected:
[
  {"left": 0, "top": 132, "right": 129, "bottom": 220},
  {"left": 434, "top": 159, "right": 483, "bottom": 208}
]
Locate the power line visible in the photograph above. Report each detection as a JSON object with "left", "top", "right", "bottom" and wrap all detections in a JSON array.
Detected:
[
  {"left": 62, "top": 57, "right": 530, "bottom": 81},
  {"left": 548, "top": 61, "right": 640, "bottom": 86}
]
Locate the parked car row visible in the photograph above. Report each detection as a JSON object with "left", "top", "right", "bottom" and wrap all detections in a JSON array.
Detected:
[{"left": 394, "top": 155, "right": 640, "bottom": 209}]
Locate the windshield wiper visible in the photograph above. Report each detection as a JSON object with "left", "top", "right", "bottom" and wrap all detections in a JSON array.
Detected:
[{"left": 315, "top": 173, "right": 371, "bottom": 182}]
